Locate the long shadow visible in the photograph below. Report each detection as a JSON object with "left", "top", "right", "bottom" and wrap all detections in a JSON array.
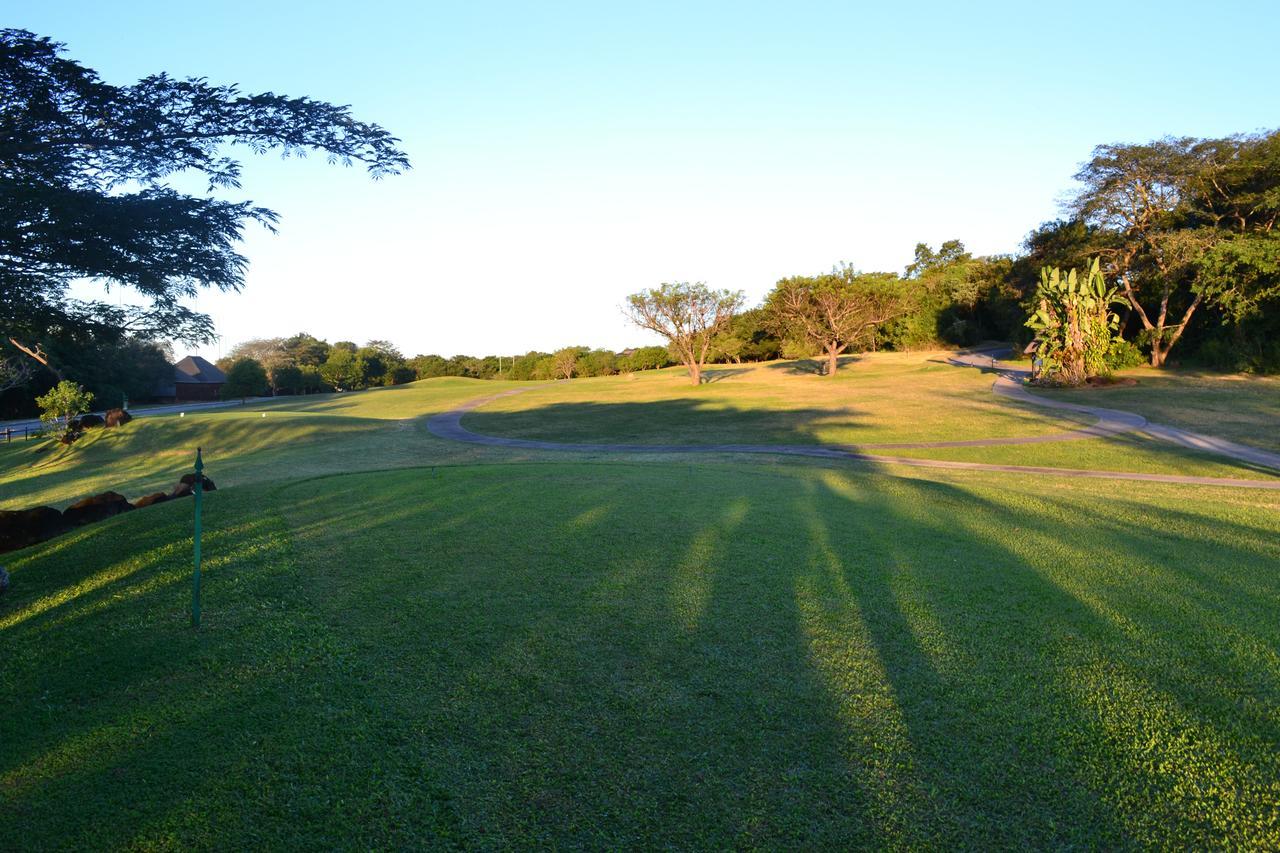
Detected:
[
  {"left": 5, "top": 461, "right": 1277, "bottom": 847},
  {"left": 807, "top": 471, "right": 1280, "bottom": 847},
  {"left": 461, "top": 397, "right": 875, "bottom": 447}
]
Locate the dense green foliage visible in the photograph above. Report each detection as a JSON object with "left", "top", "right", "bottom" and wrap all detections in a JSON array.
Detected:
[
  {"left": 34, "top": 379, "right": 92, "bottom": 438},
  {"left": 0, "top": 28, "right": 407, "bottom": 397},
  {"left": 1071, "top": 130, "right": 1280, "bottom": 369},
  {"left": 1025, "top": 260, "right": 1124, "bottom": 385},
  {"left": 220, "top": 358, "right": 269, "bottom": 401}
]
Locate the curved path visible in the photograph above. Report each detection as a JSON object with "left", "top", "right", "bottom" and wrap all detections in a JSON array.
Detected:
[{"left": 427, "top": 354, "right": 1280, "bottom": 490}]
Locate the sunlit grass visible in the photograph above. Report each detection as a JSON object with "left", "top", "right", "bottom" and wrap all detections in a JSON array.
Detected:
[{"left": 2, "top": 462, "right": 1277, "bottom": 847}]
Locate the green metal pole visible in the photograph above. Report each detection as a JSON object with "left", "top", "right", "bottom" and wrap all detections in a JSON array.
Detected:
[{"left": 192, "top": 447, "right": 204, "bottom": 628}]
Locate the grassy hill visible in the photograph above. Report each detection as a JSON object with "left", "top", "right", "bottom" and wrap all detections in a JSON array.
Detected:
[{"left": 2, "top": 351, "right": 1278, "bottom": 848}]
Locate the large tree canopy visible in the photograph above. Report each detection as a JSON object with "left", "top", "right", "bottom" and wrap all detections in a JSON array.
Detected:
[
  {"left": 0, "top": 28, "right": 409, "bottom": 377},
  {"left": 1072, "top": 130, "right": 1280, "bottom": 366},
  {"left": 765, "top": 266, "right": 906, "bottom": 377}
]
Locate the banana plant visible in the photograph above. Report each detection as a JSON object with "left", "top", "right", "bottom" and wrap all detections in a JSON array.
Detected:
[{"left": 1025, "top": 258, "right": 1124, "bottom": 386}]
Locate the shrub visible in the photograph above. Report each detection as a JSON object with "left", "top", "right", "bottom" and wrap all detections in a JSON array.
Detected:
[
  {"left": 1104, "top": 338, "right": 1145, "bottom": 371},
  {"left": 36, "top": 380, "right": 94, "bottom": 441}
]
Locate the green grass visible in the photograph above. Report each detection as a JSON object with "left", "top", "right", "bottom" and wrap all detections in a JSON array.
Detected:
[
  {"left": 0, "top": 378, "right": 531, "bottom": 509},
  {"left": 1044, "top": 367, "right": 1280, "bottom": 454},
  {"left": 5, "top": 353, "right": 1274, "bottom": 512},
  {"left": 3, "top": 462, "right": 1278, "bottom": 848},
  {"left": 470, "top": 353, "right": 1098, "bottom": 446},
  {"left": 4, "top": 350, "right": 1278, "bottom": 847}
]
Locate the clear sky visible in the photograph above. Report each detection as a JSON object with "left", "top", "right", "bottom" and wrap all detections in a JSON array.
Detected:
[{"left": 13, "top": 1, "right": 1280, "bottom": 358}]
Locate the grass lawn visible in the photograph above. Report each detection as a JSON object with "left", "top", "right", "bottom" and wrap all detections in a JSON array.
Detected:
[
  {"left": 2, "top": 463, "right": 1278, "bottom": 848},
  {"left": 3, "top": 350, "right": 1278, "bottom": 848},
  {"left": 1043, "top": 368, "right": 1280, "bottom": 454},
  {"left": 0, "top": 378, "right": 531, "bottom": 509},
  {"left": 468, "top": 352, "right": 1098, "bottom": 446}
]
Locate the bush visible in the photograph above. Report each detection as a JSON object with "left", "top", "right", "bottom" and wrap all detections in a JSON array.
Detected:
[
  {"left": 1104, "top": 338, "right": 1145, "bottom": 371},
  {"left": 36, "top": 380, "right": 94, "bottom": 440}
]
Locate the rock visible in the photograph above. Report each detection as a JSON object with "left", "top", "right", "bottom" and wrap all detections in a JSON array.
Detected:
[
  {"left": 0, "top": 566, "right": 8, "bottom": 595},
  {"left": 133, "top": 492, "right": 171, "bottom": 508},
  {"left": 58, "top": 430, "right": 82, "bottom": 446},
  {"left": 63, "top": 491, "right": 134, "bottom": 527},
  {"left": 104, "top": 408, "right": 132, "bottom": 428},
  {"left": 178, "top": 473, "right": 216, "bottom": 492},
  {"left": 170, "top": 482, "right": 193, "bottom": 498},
  {"left": 0, "top": 506, "right": 69, "bottom": 553},
  {"left": 79, "top": 413, "right": 105, "bottom": 428}
]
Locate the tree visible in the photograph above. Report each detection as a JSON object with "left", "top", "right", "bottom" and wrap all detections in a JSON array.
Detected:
[
  {"left": 0, "top": 29, "right": 408, "bottom": 377},
  {"left": 220, "top": 357, "right": 268, "bottom": 401},
  {"left": 1025, "top": 260, "right": 1124, "bottom": 386},
  {"left": 1072, "top": 131, "right": 1280, "bottom": 366},
  {"left": 624, "top": 282, "right": 744, "bottom": 385},
  {"left": 320, "top": 348, "right": 365, "bottom": 391},
  {"left": 225, "top": 338, "right": 289, "bottom": 372},
  {"left": 577, "top": 349, "right": 619, "bottom": 377},
  {"left": 36, "top": 379, "right": 93, "bottom": 441},
  {"left": 270, "top": 364, "right": 304, "bottom": 395},
  {"left": 765, "top": 266, "right": 907, "bottom": 377},
  {"left": 282, "top": 333, "right": 331, "bottom": 367},
  {"left": 355, "top": 346, "right": 389, "bottom": 386},
  {"left": 620, "top": 346, "right": 673, "bottom": 372},
  {"left": 552, "top": 347, "right": 580, "bottom": 380},
  {"left": 409, "top": 354, "right": 450, "bottom": 379}
]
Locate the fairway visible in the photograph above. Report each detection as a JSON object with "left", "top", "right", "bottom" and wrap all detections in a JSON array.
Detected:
[
  {"left": 3, "top": 352, "right": 1279, "bottom": 848},
  {"left": 3, "top": 463, "right": 1278, "bottom": 848}
]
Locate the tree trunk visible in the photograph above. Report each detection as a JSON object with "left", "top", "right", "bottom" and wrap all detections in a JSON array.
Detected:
[
  {"left": 825, "top": 345, "right": 842, "bottom": 377},
  {"left": 688, "top": 362, "right": 701, "bottom": 385}
]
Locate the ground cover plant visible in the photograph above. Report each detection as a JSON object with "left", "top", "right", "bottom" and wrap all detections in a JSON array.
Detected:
[{"left": 2, "top": 462, "right": 1278, "bottom": 848}]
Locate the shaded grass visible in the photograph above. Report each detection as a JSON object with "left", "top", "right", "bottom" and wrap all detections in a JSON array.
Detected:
[{"left": 2, "top": 461, "right": 1277, "bottom": 848}]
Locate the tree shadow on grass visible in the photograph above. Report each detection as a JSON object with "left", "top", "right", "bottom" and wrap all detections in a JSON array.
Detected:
[
  {"left": 4, "top": 462, "right": 1278, "bottom": 847},
  {"left": 763, "top": 355, "right": 865, "bottom": 375}
]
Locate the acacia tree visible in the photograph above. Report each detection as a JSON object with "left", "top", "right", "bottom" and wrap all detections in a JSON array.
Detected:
[
  {"left": 765, "top": 266, "right": 906, "bottom": 377},
  {"left": 0, "top": 29, "right": 408, "bottom": 378},
  {"left": 624, "top": 283, "right": 744, "bottom": 385},
  {"left": 552, "top": 347, "right": 580, "bottom": 380},
  {"left": 1073, "top": 131, "right": 1280, "bottom": 366}
]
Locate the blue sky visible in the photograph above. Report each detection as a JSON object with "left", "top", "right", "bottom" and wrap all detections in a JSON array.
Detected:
[{"left": 13, "top": 1, "right": 1280, "bottom": 357}]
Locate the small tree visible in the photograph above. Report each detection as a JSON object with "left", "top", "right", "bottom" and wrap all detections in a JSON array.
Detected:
[
  {"left": 624, "top": 282, "right": 744, "bottom": 385},
  {"left": 36, "top": 380, "right": 94, "bottom": 441},
  {"left": 765, "top": 267, "right": 906, "bottom": 377},
  {"left": 1025, "top": 259, "right": 1124, "bottom": 386},
  {"left": 552, "top": 347, "right": 580, "bottom": 380},
  {"left": 221, "top": 358, "right": 269, "bottom": 401}
]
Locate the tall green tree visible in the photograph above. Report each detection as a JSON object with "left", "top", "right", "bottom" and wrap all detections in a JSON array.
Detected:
[{"left": 0, "top": 29, "right": 408, "bottom": 379}]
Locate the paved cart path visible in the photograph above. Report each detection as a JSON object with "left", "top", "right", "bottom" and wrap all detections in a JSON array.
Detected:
[{"left": 428, "top": 352, "right": 1280, "bottom": 490}]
